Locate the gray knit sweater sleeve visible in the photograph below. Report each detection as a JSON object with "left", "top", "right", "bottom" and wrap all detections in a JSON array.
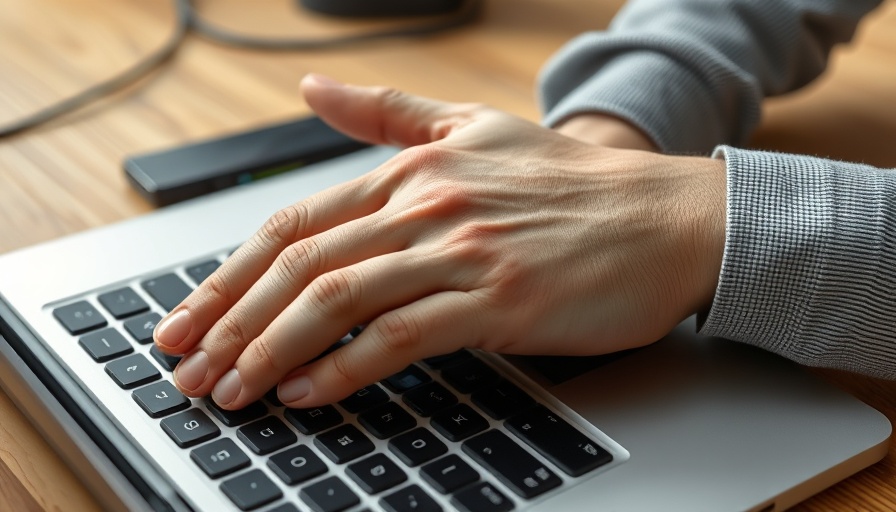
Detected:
[
  {"left": 703, "top": 148, "right": 896, "bottom": 378},
  {"left": 538, "top": 0, "right": 881, "bottom": 154},
  {"left": 537, "top": 0, "right": 896, "bottom": 378}
]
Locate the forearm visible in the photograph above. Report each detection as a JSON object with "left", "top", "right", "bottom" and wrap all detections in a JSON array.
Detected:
[
  {"left": 539, "top": 0, "right": 881, "bottom": 154},
  {"left": 701, "top": 147, "right": 896, "bottom": 378}
]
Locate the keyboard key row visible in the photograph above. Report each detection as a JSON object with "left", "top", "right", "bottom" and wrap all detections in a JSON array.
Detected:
[
  {"left": 55, "top": 272, "right": 195, "bottom": 335},
  {"left": 357, "top": 402, "right": 416, "bottom": 439},
  {"left": 464, "top": 429, "right": 561, "bottom": 499},
  {"left": 59, "top": 280, "right": 612, "bottom": 512}
]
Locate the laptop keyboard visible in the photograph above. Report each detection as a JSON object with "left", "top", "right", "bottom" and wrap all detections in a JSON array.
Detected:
[{"left": 50, "top": 254, "right": 616, "bottom": 511}]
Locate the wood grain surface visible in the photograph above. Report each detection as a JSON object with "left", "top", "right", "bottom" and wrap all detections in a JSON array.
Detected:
[{"left": 1, "top": 1, "right": 896, "bottom": 510}]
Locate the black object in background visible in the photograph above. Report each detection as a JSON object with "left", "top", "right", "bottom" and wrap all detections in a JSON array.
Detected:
[
  {"left": 123, "top": 116, "right": 369, "bottom": 207},
  {"left": 300, "top": 0, "right": 465, "bottom": 17}
]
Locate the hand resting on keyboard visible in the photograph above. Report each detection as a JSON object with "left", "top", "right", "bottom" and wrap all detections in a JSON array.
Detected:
[{"left": 153, "top": 73, "right": 726, "bottom": 410}]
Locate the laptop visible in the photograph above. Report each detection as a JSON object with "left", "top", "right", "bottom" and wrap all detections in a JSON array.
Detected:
[{"left": 0, "top": 145, "right": 890, "bottom": 512}]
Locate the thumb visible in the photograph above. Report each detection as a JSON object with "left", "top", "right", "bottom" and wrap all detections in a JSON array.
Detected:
[{"left": 300, "top": 74, "right": 471, "bottom": 148}]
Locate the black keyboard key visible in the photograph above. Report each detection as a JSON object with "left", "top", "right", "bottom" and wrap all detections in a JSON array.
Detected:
[
  {"left": 451, "top": 482, "right": 513, "bottom": 512},
  {"left": 300, "top": 476, "right": 359, "bottom": 512},
  {"left": 132, "top": 380, "right": 190, "bottom": 418},
  {"left": 97, "top": 287, "right": 150, "bottom": 319},
  {"left": 314, "top": 424, "right": 375, "bottom": 464},
  {"left": 431, "top": 404, "right": 488, "bottom": 442},
  {"left": 358, "top": 402, "right": 416, "bottom": 439},
  {"left": 347, "top": 453, "right": 407, "bottom": 494},
  {"left": 402, "top": 382, "right": 457, "bottom": 417},
  {"left": 420, "top": 454, "right": 479, "bottom": 494},
  {"left": 339, "top": 384, "right": 389, "bottom": 414},
  {"left": 206, "top": 398, "right": 267, "bottom": 427},
  {"left": 161, "top": 408, "right": 220, "bottom": 448},
  {"left": 53, "top": 301, "right": 106, "bottom": 335},
  {"left": 265, "top": 387, "right": 284, "bottom": 407},
  {"left": 380, "top": 484, "right": 441, "bottom": 512},
  {"left": 78, "top": 327, "right": 133, "bottom": 362},
  {"left": 186, "top": 259, "right": 220, "bottom": 285},
  {"left": 123, "top": 312, "right": 163, "bottom": 344},
  {"left": 284, "top": 405, "right": 342, "bottom": 435},
  {"left": 105, "top": 353, "right": 160, "bottom": 389},
  {"left": 150, "top": 345, "right": 182, "bottom": 372},
  {"left": 382, "top": 365, "right": 431, "bottom": 393},
  {"left": 506, "top": 404, "right": 612, "bottom": 477},
  {"left": 463, "top": 430, "right": 561, "bottom": 499},
  {"left": 441, "top": 358, "right": 499, "bottom": 394},
  {"left": 220, "top": 469, "right": 282, "bottom": 511},
  {"left": 267, "top": 445, "right": 328, "bottom": 485},
  {"left": 422, "top": 349, "right": 473, "bottom": 369},
  {"left": 388, "top": 428, "right": 447, "bottom": 467},
  {"left": 142, "top": 273, "right": 192, "bottom": 312},
  {"left": 237, "top": 416, "right": 297, "bottom": 455},
  {"left": 266, "top": 504, "right": 301, "bottom": 512},
  {"left": 190, "top": 438, "right": 251, "bottom": 479},
  {"left": 471, "top": 380, "right": 535, "bottom": 420}
]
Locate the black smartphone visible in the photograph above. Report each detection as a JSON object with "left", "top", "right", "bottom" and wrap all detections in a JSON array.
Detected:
[{"left": 123, "top": 116, "right": 369, "bottom": 206}]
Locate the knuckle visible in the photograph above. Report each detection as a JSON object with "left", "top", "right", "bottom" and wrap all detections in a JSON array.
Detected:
[
  {"left": 400, "top": 144, "right": 445, "bottom": 171},
  {"left": 373, "top": 86, "right": 405, "bottom": 108},
  {"left": 330, "top": 348, "right": 363, "bottom": 388},
  {"left": 387, "top": 146, "right": 446, "bottom": 188},
  {"left": 248, "top": 338, "right": 282, "bottom": 374},
  {"left": 216, "top": 313, "right": 250, "bottom": 351},
  {"left": 203, "top": 271, "right": 234, "bottom": 307},
  {"left": 307, "top": 269, "right": 363, "bottom": 318},
  {"left": 275, "top": 239, "right": 325, "bottom": 286},
  {"left": 261, "top": 203, "right": 309, "bottom": 248},
  {"left": 445, "top": 224, "right": 496, "bottom": 261},
  {"left": 370, "top": 312, "right": 422, "bottom": 355}
]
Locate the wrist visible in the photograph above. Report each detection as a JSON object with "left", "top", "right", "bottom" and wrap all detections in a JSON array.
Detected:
[
  {"left": 555, "top": 113, "right": 658, "bottom": 151},
  {"left": 680, "top": 155, "right": 727, "bottom": 313}
]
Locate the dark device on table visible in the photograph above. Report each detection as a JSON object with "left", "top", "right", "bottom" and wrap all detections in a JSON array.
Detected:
[
  {"left": 299, "top": 0, "right": 466, "bottom": 17},
  {"left": 123, "top": 116, "right": 369, "bottom": 206}
]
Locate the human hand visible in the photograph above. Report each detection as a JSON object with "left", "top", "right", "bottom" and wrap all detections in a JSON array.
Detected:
[{"left": 154, "top": 74, "right": 725, "bottom": 410}]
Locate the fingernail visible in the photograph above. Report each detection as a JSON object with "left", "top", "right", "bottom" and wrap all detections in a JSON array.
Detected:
[
  {"left": 174, "top": 350, "right": 208, "bottom": 391},
  {"left": 155, "top": 309, "right": 191, "bottom": 348},
  {"left": 279, "top": 375, "right": 312, "bottom": 403},
  {"left": 212, "top": 369, "right": 242, "bottom": 406},
  {"left": 306, "top": 73, "right": 344, "bottom": 88}
]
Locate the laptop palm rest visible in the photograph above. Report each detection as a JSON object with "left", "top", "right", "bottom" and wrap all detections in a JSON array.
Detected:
[{"left": 528, "top": 317, "right": 891, "bottom": 511}]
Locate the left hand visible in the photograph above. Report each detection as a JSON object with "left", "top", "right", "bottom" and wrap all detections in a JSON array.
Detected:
[{"left": 154, "top": 74, "right": 725, "bottom": 410}]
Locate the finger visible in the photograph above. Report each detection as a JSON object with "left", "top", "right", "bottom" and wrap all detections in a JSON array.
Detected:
[
  {"left": 171, "top": 210, "right": 406, "bottom": 397},
  {"left": 276, "top": 290, "right": 485, "bottom": 408},
  {"left": 154, "top": 173, "right": 386, "bottom": 355},
  {"left": 301, "top": 73, "right": 478, "bottom": 148},
  {"left": 209, "top": 245, "right": 468, "bottom": 409}
]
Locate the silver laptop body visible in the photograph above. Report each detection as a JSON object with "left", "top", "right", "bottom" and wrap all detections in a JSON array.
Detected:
[{"left": 0, "top": 146, "right": 890, "bottom": 512}]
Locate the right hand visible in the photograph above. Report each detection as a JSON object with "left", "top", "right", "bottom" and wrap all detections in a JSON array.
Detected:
[{"left": 154, "top": 75, "right": 725, "bottom": 410}]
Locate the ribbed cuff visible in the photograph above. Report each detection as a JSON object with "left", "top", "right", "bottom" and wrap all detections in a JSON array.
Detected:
[{"left": 700, "top": 146, "right": 896, "bottom": 378}]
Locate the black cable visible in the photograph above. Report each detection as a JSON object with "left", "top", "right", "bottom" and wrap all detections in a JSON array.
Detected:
[
  {"left": 0, "top": 0, "right": 483, "bottom": 139},
  {"left": 0, "top": 0, "right": 192, "bottom": 139}
]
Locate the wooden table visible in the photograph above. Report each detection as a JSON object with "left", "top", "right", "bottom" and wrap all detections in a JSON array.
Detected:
[{"left": 1, "top": 0, "right": 896, "bottom": 510}]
